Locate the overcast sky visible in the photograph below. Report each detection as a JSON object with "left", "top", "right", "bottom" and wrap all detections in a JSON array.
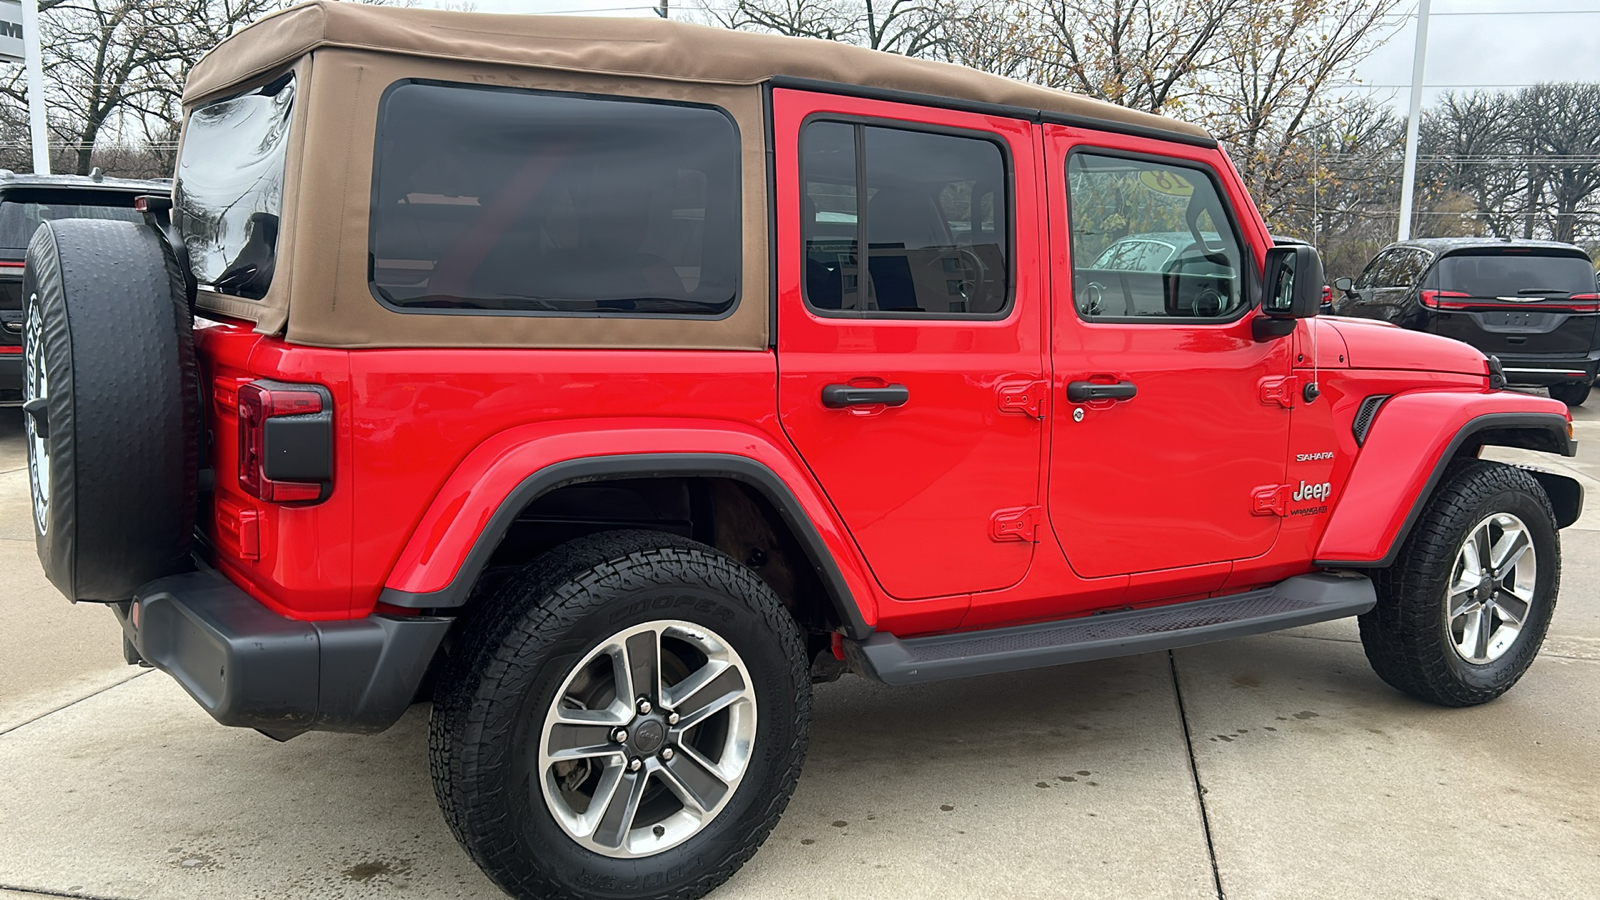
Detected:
[{"left": 468, "top": 0, "right": 1600, "bottom": 108}]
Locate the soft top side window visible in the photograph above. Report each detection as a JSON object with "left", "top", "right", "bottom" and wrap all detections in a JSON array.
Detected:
[
  {"left": 1066, "top": 152, "right": 1247, "bottom": 321},
  {"left": 369, "top": 82, "right": 741, "bottom": 317}
]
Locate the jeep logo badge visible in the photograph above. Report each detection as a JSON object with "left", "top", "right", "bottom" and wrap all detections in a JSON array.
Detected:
[{"left": 1292, "top": 480, "right": 1331, "bottom": 502}]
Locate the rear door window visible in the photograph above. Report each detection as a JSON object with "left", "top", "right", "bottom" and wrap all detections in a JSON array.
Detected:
[
  {"left": 1356, "top": 248, "right": 1429, "bottom": 290},
  {"left": 173, "top": 72, "right": 295, "bottom": 300},
  {"left": 800, "top": 120, "right": 1010, "bottom": 317},
  {"left": 369, "top": 83, "right": 741, "bottom": 317},
  {"left": 1437, "top": 253, "right": 1596, "bottom": 298}
]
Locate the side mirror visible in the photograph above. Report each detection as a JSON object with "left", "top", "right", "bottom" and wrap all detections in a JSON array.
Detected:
[
  {"left": 1254, "top": 245, "right": 1325, "bottom": 340},
  {"left": 1333, "top": 276, "right": 1354, "bottom": 293}
]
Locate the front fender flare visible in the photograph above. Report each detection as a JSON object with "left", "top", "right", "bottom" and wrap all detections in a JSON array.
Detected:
[
  {"left": 377, "top": 428, "right": 877, "bottom": 638},
  {"left": 1316, "top": 391, "right": 1574, "bottom": 568}
]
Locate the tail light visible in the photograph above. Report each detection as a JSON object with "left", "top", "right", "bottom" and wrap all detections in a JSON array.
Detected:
[
  {"left": 237, "top": 380, "right": 333, "bottom": 503},
  {"left": 1550, "top": 293, "right": 1600, "bottom": 312},
  {"left": 1420, "top": 290, "right": 1471, "bottom": 309}
]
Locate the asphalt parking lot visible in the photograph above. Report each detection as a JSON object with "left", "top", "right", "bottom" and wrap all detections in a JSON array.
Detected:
[{"left": 1, "top": 402, "right": 1598, "bottom": 900}]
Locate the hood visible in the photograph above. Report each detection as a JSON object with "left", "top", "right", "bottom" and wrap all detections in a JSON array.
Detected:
[{"left": 1325, "top": 317, "right": 1488, "bottom": 377}]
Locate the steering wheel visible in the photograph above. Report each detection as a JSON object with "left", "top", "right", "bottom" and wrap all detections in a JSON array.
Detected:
[{"left": 922, "top": 248, "right": 992, "bottom": 312}]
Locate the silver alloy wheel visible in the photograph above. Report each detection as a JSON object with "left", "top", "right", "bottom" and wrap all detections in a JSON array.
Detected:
[
  {"left": 22, "top": 296, "right": 49, "bottom": 535},
  {"left": 537, "top": 620, "right": 757, "bottom": 859},
  {"left": 1447, "top": 512, "right": 1537, "bottom": 664}
]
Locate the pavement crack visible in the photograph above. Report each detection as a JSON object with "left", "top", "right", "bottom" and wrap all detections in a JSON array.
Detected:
[
  {"left": 0, "top": 670, "right": 152, "bottom": 738},
  {"left": 0, "top": 885, "right": 136, "bottom": 900},
  {"left": 1169, "top": 650, "right": 1226, "bottom": 900}
]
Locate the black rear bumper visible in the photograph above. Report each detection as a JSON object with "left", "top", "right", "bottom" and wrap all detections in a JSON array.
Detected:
[
  {"left": 1495, "top": 349, "right": 1600, "bottom": 386},
  {"left": 116, "top": 570, "right": 451, "bottom": 739}
]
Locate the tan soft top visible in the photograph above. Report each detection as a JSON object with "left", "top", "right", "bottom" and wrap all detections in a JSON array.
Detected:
[{"left": 184, "top": 0, "right": 1210, "bottom": 143}]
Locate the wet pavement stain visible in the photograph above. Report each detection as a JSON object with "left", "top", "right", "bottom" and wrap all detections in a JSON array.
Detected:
[
  {"left": 343, "top": 859, "right": 410, "bottom": 882},
  {"left": 1294, "top": 710, "right": 1321, "bottom": 720},
  {"left": 830, "top": 820, "right": 848, "bottom": 828}
]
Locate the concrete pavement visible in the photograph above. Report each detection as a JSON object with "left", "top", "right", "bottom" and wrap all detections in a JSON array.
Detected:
[{"left": 2, "top": 401, "right": 1598, "bottom": 899}]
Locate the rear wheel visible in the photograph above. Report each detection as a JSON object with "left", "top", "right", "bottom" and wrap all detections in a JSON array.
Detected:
[
  {"left": 430, "top": 530, "right": 810, "bottom": 900},
  {"left": 1360, "top": 460, "right": 1559, "bottom": 706},
  {"left": 1547, "top": 381, "right": 1590, "bottom": 406}
]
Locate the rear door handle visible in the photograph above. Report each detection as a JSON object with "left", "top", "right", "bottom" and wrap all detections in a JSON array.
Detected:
[
  {"left": 1066, "top": 381, "right": 1137, "bottom": 402},
  {"left": 822, "top": 384, "right": 910, "bottom": 408}
]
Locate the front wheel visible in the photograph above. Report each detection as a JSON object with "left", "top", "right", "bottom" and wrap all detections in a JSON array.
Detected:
[
  {"left": 1360, "top": 460, "right": 1560, "bottom": 706},
  {"left": 430, "top": 530, "right": 810, "bottom": 900},
  {"left": 1548, "top": 381, "right": 1590, "bottom": 407}
]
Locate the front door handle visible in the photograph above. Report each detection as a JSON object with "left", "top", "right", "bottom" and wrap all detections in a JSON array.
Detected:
[
  {"left": 822, "top": 384, "right": 910, "bottom": 408},
  {"left": 1066, "top": 381, "right": 1137, "bottom": 403}
]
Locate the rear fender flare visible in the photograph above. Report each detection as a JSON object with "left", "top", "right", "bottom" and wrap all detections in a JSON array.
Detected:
[
  {"left": 378, "top": 425, "right": 877, "bottom": 638},
  {"left": 1316, "top": 392, "right": 1575, "bottom": 568}
]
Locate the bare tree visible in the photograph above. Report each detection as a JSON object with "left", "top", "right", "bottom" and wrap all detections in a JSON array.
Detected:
[
  {"left": 1202, "top": 0, "right": 1405, "bottom": 220},
  {"left": 0, "top": 0, "right": 282, "bottom": 175}
]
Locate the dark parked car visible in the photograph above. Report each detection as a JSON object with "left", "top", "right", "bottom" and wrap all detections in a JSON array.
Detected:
[
  {"left": 1333, "top": 238, "right": 1600, "bottom": 405},
  {"left": 0, "top": 171, "right": 168, "bottom": 404}
]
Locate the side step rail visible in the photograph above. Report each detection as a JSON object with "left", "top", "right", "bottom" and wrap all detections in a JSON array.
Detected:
[{"left": 852, "top": 573, "right": 1375, "bottom": 686}]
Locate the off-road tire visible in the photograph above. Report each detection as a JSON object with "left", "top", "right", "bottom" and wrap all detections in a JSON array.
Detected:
[
  {"left": 1360, "top": 459, "right": 1559, "bottom": 706},
  {"left": 1548, "top": 382, "right": 1590, "bottom": 407},
  {"left": 430, "top": 530, "right": 811, "bottom": 900},
  {"left": 23, "top": 218, "right": 197, "bottom": 601}
]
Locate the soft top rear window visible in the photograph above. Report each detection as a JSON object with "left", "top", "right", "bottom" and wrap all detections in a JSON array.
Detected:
[
  {"left": 1438, "top": 252, "right": 1596, "bottom": 297},
  {"left": 173, "top": 72, "right": 295, "bottom": 300},
  {"left": 368, "top": 82, "right": 741, "bottom": 317},
  {"left": 0, "top": 190, "right": 143, "bottom": 250}
]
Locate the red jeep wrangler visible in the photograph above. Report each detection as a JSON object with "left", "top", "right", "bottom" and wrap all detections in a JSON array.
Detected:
[{"left": 19, "top": 5, "right": 1581, "bottom": 899}]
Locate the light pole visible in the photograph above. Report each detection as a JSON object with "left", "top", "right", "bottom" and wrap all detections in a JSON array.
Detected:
[{"left": 1397, "top": 0, "right": 1432, "bottom": 241}]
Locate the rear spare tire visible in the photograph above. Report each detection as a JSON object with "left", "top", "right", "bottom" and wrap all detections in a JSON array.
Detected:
[{"left": 23, "top": 218, "right": 197, "bottom": 602}]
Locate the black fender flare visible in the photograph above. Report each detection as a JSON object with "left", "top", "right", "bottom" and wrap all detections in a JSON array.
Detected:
[
  {"left": 378, "top": 453, "right": 873, "bottom": 639},
  {"left": 1317, "top": 412, "right": 1577, "bottom": 568}
]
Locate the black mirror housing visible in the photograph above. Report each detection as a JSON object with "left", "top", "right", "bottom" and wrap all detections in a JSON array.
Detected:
[
  {"left": 1261, "top": 245, "right": 1324, "bottom": 319},
  {"left": 1332, "top": 276, "right": 1354, "bottom": 293}
]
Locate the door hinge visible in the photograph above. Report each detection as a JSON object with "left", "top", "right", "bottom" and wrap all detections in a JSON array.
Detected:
[
  {"left": 990, "top": 506, "right": 1041, "bottom": 542},
  {"left": 997, "top": 380, "right": 1048, "bottom": 420},
  {"left": 1259, "top": 376, "right": 1296, "bottom": 409},
  {"left": 1250, "top": 484, "right": 1290, "bottom": 517}
]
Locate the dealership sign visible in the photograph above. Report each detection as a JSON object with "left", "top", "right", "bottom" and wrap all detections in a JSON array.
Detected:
[{"left": 0, "top": 1, "right": 23, "bottom": 65}]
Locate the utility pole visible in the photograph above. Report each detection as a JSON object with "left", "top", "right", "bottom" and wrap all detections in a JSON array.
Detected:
[
  {"left": 1397, "top": 0, "right": 1431, "bottom": 241},
  {"left": 657, "top": 0, "right": 668, "bottom": 18}
]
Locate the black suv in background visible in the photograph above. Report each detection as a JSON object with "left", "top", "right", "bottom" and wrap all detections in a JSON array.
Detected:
[
  {"left": 1333, "top": 238, "right": 1600, "bottom": 405},
  {"left": 0, "top": 171, "right": 169, "bottom": 404}
]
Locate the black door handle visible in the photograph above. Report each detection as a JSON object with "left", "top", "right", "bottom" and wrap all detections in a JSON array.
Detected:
[
  {"left": 822, "top": 384, "right": 910, "bottom": 408},
  {"left": 1066, "top": 381, "right": 1137, "bottom": 402}
]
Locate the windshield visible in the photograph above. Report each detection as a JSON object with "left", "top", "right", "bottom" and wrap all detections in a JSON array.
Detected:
[
  {"left": 173, "top": 73, "right": 295, "bottom": 300},
  {"left": 1438, "top": 253, "right": 1596, "bottom": 297},
  {"left": 0, "top": 194, "right": 143, "bottom": 249}
]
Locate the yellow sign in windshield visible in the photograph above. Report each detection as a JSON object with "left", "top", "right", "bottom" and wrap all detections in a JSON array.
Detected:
[{"left": 1140, "top": 169, "right": 1195, "bottom": 197}]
